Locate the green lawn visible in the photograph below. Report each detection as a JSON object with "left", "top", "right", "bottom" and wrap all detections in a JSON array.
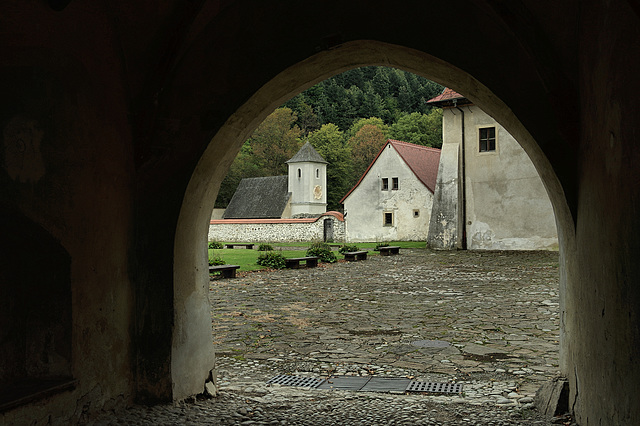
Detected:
[
  {"left": 208, "top": 241, "right": 427, "bottom": 272},
  {"left": 209, "top": 248, "right": 303, "bottom": 272}
]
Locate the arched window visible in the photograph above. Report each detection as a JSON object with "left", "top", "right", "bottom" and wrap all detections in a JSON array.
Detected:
[
  {"left": 298, "top": 168, "right": 301, "bottom": 178},
  {"left": 316, "top": 168, "right": 319, "bottom": 178}
]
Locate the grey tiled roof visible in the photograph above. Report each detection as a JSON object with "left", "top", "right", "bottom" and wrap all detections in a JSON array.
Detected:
[
  {"left": 286, "top": 142, "right": 328, "bottom": 164},
  {"left": 222, "top": 175, "right": 291, "bottom": 219}
]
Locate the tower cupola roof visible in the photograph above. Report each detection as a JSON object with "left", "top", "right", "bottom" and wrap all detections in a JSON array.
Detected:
[{"left": 286, "top": 141, "right": 328, "bottom": 164}]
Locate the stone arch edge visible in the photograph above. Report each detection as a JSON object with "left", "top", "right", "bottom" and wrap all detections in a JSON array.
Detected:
[{"left": 171, "top": 40, "right": 574, "bottom": 400}]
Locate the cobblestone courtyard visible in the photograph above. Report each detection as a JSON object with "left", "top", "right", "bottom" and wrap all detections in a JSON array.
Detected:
[{"left": 93, "top": 248, "right": 563, "bottom": 425}]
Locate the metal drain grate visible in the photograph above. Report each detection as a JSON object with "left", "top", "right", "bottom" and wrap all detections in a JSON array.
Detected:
[
  {"left": 406, "top": 381, "right": 463, "bottom": 394},
  {"left": 266, "top": 375, "right": 462, "bottom": 394},
  {"left": 266, "top": 374, "right": 325, "bottom": 388}
]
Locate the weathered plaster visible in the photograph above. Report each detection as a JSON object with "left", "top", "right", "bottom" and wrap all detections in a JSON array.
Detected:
[
  {"left": 343, "top": 144, "right": 434, "bottom": 242},
  {"left": 428, "top": 106, "right": 558, "bottom": 251}
]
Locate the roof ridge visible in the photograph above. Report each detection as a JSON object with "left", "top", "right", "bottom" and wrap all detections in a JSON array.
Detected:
[{"left": 388, "top": 139, "right": 440, "bottom": 151}]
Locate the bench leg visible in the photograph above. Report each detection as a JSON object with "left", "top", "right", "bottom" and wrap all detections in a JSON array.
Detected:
[{"left": 307, "top": 260, "right": 318, "bottom": 267}]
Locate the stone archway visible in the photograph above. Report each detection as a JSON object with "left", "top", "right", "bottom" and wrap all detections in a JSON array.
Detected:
[
  {"left": 1, "top": 1, "right": 639, "bottom": 424},
  {"left": 173, "top": 40, "right": 573, "bottom": 400}
]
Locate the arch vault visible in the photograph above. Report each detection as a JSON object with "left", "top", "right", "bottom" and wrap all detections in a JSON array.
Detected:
[{"left": 0, "top": 1, "right": 638, "bottom": 424}]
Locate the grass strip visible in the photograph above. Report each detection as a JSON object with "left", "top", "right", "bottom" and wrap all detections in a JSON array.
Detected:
[{"left": 209, "top": 241, "right": 426, "bottom": 272}]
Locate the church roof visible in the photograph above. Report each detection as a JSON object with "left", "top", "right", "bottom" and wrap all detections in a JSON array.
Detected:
[
  {"left": 222, "top": 175, "right": 290, "bottom": 219},
  {"left": 286, "top": 141, "right": 328, "bottom": 164},
  {"left": 340, "top": 139, "right": 441, "bottom": 203}
]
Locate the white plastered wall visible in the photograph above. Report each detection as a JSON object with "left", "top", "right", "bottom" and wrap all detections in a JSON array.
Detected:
[
  {"left": 462, "top": 106, "right": 558, "bottom": 250},
  {"left": 343, "top": 144, "right": 433, "bottom": 242}
]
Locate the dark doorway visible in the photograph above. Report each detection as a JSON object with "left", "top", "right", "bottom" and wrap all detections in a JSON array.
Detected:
[{"left": 323, "top": 218, "right": 334, "bottom": 242}]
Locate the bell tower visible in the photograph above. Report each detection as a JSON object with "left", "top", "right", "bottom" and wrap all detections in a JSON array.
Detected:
[{"left": 286, "top": 142, "right": 328, "bottom": 217}]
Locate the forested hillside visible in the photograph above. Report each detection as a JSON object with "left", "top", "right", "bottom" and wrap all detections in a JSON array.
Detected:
[{"left": 215, "top": 67, "right": 444, "bottom": 211}]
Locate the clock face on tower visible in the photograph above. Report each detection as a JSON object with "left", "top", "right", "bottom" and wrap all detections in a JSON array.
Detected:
[{"left": 313, "top": 185, "right": 322, "bottom": 200}]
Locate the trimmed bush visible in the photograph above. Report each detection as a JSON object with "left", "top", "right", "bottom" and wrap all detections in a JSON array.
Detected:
[
  {"left": 208, "top": 253, "right": 225, "bottom": 266},
  {"left": 338, "top": 244, "right": 360, "bottom": 254},
  {"left": 257, "top": 251, "right": 286, "bottom": 269},
  {"left": 306, "top": 242, "right": 337, "bottom": 263},
  {"left": 375, "top": 242, "right": 390, "bottom": 251},
  {"left": 208, "top": 241, "right": 223, "bottom": 249},
  {"left": 258, "top": 243, "right": 274, "bottom": 251}
]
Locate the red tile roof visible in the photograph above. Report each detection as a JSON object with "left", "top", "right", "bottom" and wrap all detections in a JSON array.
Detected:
[
  {"left": 340, "top": 139, "right": 441, "bottom": 203},
  {"left": 426, "top": 87, "right": 465, "bottom": 104},
  {"left": 390, "top": 140, "right": 441, "bottom": 193}
]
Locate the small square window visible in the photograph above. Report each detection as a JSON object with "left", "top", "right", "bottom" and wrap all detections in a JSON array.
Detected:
[
  {"left": 413, "top": 209, "right": 420, "bottom": 218},
  {"left": 392, "top": 177, "right": 399, "bottom": 190},
  {"left": 479, "top": 127, "right": 496, "bottom": 152},
  {"left": 384, "top": 212, "right": 393, "bottom": 226},
  {"left": 382, "top": 178, "right": 389, "bottom": 191}
]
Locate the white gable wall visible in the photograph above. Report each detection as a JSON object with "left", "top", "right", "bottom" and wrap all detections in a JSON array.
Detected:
[{"left": 343, "top": 144, "right": 433, "bottom": 242}]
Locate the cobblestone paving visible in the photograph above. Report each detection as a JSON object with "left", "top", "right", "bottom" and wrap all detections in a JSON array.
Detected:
[{"left": 93, "top": 248, "right": 565, "bottom": 425}]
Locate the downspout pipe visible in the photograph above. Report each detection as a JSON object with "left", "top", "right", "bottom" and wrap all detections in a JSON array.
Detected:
[{"left": 455, "top": 104, "right": 468, "bottom": 250}]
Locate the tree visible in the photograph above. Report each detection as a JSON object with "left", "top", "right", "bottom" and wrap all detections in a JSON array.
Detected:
[
  {"left": 372, "top": 67, "right": 391, "bottom": 97},
  {"left": 360, "top": 82, "right": 384, "bottom": 118},
  {"left": 216, "top": 67, "right": 445, "bottom": 208},
  {"left": 249, "top": 107, "right": 302, "bottom": 176},
  {"left": 307, "top": 124, "right": 353, "bottom": 211},
  {"left": 215, "top": 108, "right": 302, "bottom": 208},
  {"left": 397, "top": 85, "right": 413, "bottom": 111},
  {"left": 347, "top": 123, "right": 388, "bottom": 186},
  {"left": 346, "top": 117, "right": 389, "bottom": 140},
  {"left": 388, "top": 109, "right": 443, "bottom": 148},
  {"left": 296, "top": 101, "right": 320, "bottom": 136},
  {"left": 214, "top": 142, "right": 261, "bottom": 208}
]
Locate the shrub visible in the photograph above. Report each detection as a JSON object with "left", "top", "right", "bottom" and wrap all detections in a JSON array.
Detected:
[
  {"left": 208, "top": 253, "right": 225, "bottom": 266},
  {"left": 338, "top": 244, "right": 360, "bottom": 254},
  {"left": 306, "top": 242, "right": 337, "bottom": 263},
  {"left": 208, "top": 241, "right": 223, "bottom": 249},
  {"left": 257, "top": 251, "right": 286, "bottom": 269},
  {"left": 258, "top": 243, "right": 274, "bottom": 251},
  {"left": 375, "top": 242, "right": 390, "bottom": 251}
]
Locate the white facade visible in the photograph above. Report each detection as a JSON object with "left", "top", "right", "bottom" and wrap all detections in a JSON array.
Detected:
[
  {"left": 342, "top": 143, "right": 435, "bottom": 242},
  {"left": 428, "top": 104, "right": 558, "bottom": 250},
  {"left": 287, "top": 160, "right": 327, "bottom": 217}
]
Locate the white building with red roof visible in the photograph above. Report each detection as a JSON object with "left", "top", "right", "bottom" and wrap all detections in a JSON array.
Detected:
[
  {"left": 426, "top": 88, "right": 558, "bottom": 250},
  {"left": 340, "top": 139, "right": 441, "bottom": 242}
]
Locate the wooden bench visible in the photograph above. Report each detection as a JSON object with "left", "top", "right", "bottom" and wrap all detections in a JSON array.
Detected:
[
  {"left": 285, "top": 256, "right": 320, "bottom": 269},
  {"left": 224, "top": 243, "right": 254, "bottom": 249},
  {"left": 343, "top": 250, "right": 368, "bottom": 261},
  {"left": 209, "top": 264, "right": 240, "bottom": 278},
  {"left": 379, "top": 246, "right": 400, "bottom": 256}
]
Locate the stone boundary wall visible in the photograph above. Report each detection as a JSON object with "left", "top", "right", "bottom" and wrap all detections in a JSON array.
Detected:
[{"left": 208, "top": 212, "right": 345, "bottom": 243}]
